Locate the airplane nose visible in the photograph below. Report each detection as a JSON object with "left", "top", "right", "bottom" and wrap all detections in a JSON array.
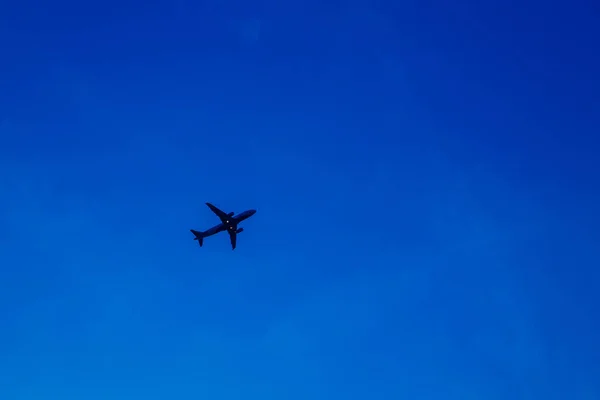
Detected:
[{"left": 250, "top": 209, "right": 257, "bottom": 215}]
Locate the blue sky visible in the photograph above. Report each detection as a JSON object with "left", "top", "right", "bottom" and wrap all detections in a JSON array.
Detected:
[{"left": 1, "top": 0, "right": 599, "bottom": 398}]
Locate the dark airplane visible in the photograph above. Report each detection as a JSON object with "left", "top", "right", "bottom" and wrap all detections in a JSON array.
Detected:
[{"left": 190, "top": 202, "right": 256, "bottom": 250}]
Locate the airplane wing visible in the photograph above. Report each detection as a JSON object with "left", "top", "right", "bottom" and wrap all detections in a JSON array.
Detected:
[
  {"left": 206, "top": 202, "right": 230, "bottom": 224},
  {"left": 228, "top": 230, "right": 237, "bottom": 250}
]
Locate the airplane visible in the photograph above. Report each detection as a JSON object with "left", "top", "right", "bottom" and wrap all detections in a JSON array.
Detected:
[{"left": 190, "top": 202, "right": 257, "bottom": 250}]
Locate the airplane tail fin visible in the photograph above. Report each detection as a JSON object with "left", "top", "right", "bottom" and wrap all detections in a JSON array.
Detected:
[{"left": 190, "top": 229, "right": 204, "bottom": 247}]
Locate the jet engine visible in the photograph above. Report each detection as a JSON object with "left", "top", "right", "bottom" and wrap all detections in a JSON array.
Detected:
[{"left": 235, "top": 228, "right": 244, "bottom": 234}]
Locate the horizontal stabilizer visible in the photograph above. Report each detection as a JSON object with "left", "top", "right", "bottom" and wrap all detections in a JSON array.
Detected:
[{"left": 190, "top": 229, "right": 204, "bottom": 247}]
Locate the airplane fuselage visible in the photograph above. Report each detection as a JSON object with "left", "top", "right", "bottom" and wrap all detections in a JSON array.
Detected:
[{"left": 202, "top": 209, "right": 256, "bottom": 237}]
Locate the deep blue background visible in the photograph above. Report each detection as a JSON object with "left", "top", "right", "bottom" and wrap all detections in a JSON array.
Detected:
[{"left": 1, "top": 1, "right": 599, "bottom": 398}]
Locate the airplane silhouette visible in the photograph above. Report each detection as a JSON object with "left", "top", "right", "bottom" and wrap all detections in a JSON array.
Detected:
[{"left": 190, "top": 203, "right": 256, "bottom": 250}]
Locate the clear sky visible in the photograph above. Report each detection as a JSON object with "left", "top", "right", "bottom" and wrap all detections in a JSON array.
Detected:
[{"left": 1, "top": 1, "right": 599, "bottom": 399}]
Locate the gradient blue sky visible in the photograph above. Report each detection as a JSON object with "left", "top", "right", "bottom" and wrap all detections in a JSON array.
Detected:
[{"left": 1, "top": 1, "right": 599, "bottom": 399}]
